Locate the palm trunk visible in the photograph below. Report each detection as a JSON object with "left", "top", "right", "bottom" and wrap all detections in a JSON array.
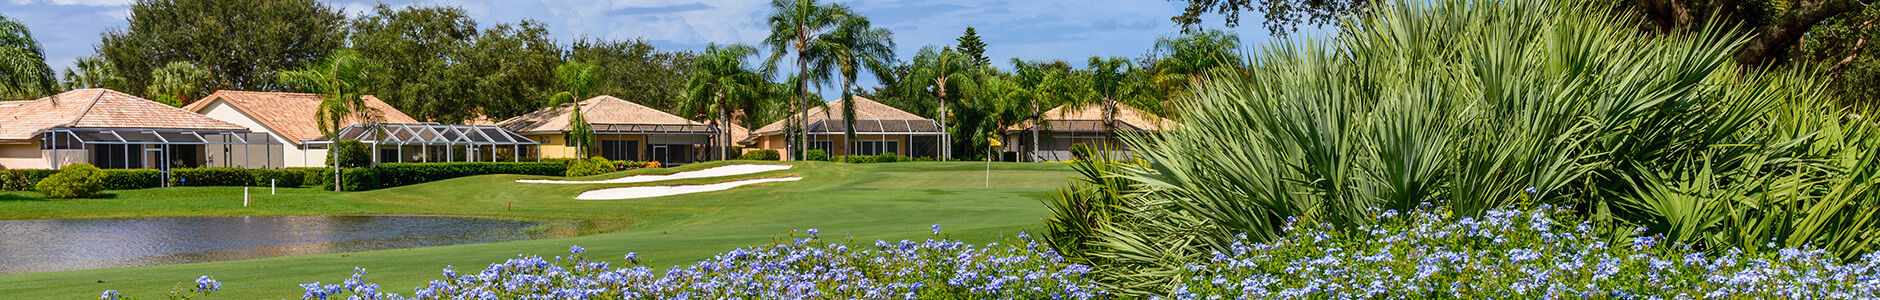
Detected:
[
  {"left": 1030, "top": 101, "right": 1039, "bottom": 162},
  {"left": 936, "top": 77, "right": 949, "bottom": 162},
  {"left": 795, "top": 49, "right": 809, "bottom": 161}
]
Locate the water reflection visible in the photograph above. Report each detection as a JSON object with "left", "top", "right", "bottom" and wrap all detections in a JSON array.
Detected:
[{"left": 0, "top": 216, "right": 552, "bottom": 274}]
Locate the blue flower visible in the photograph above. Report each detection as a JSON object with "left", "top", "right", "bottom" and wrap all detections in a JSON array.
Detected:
[
  {"left": 569, "top": 245, "right": 585, "bottom": 254},
  {"left": 932, "top": 224, "right": 942, "bottom": 235},
  {"left": 99, "top": 290, "right": 119, "bottom": 300}
]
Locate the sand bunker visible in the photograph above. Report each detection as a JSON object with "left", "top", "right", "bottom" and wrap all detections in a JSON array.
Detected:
[
  {"left": 573, "top": 177, "right": 803, "bottom": 200},
  {"left": 517, "top": 164, "right": 792, "bottom": 184}
]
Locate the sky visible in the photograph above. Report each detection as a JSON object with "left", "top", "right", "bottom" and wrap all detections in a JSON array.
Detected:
[{"left": 2, "top": 0, "right": 1316, "bottom": 98}]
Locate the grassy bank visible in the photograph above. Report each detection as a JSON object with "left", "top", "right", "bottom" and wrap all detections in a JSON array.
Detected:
[{"left": 0, "top": 161, "right": 1074, "bottom": 298}]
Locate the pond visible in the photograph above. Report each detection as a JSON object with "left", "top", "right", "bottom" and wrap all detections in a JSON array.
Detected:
[{"left": 0, "top": 216, "right": 557, "bottom": 274}]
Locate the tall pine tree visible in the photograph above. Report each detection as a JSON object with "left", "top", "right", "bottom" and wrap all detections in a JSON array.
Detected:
[{"left": 956, "top": 27, "right": 990, "bottom": 66}]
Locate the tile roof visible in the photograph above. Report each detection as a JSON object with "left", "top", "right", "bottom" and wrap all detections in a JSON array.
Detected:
[
  {"left": 752, "top": 96, "right": 931, "bottom": 136},
  {"left": 1006, "top": 102, "right": 1175, "bottom": 132},
  {"left": 182, "top": 90, "right": 420, "bottom": 146},
  {"left": 0, "top": 89, "right": 248, "bottom": 141},
  {"left": 497, "top": 95, "right": 704, "bottom": 134}
]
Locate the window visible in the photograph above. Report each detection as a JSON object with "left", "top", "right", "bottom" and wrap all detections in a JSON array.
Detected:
[
  {"left": 853, "top": 140, "right": 899, "bottom": 156},
  {"left": 809, "top": 140, "right": 835, "bottom": 153}
]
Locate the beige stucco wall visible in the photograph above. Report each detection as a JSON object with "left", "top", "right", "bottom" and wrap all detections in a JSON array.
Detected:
[
  {"left": 0, "top": 142, "right": 47, "bottom": 169},
  {"left": 197, "top": 100, "right": 321, "bottom": 167}
]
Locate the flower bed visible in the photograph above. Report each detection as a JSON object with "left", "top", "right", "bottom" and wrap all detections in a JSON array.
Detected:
[{"left": 118, "top": 207, "right": 1880, "bottom": 299}]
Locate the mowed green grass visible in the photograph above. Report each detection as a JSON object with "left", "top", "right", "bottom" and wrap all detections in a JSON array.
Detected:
[{"left": 0, "top": 161, "right": 1074, "bottom": 298}]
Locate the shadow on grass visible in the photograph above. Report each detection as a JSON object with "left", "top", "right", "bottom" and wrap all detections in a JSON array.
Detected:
[
  {"left": 0, "top": 192, "right": 120, "bottom": 202},
  {"left": 0, "top": 193, "right": 47, "bottom": 201}
]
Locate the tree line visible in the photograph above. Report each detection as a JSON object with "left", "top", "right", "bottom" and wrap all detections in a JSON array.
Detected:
[{"left": 1, "top": 0, "right": 693, "bottom": 126}]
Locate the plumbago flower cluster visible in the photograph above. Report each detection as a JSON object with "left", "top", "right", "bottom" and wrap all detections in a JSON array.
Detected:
[
  {"left": 297, "top": 227, "right": 1104, "bottom": 300},
  {"left": 99, "top": 276, "right": 220, "bottom": 300},
  {"left": 1163, "top": 205, "right": 1880, "bottom": 299}
]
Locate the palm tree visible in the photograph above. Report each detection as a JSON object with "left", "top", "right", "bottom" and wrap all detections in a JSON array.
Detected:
[
  {"left": 1151, "top": 29, "right": 1242, "bottom": 116},
  {"left": 681, "top": 44, "right": 769, "bottom": 161},
  {"left": 0, "top": 14, "right": 56, "bottom": 100},
  {"left": 550, "top": 62, "right": 601, "bottom": 159},
  {"left": 146, "top": 61, "right": 210, "bottom": 107},
  {"left": 1083, "top": 56, "right": 1133, "bottom": 143},
  {"left": 60, "top": 55, "right": 125, "bottom": 91},
  {"left": 277, "top": 50, "right": 382, "bottom": 191},
  {"left": 763, "top": 0, "right": 845, "bottom": 161},
  {"left": 822, "top": 15, "right": 895, "bottom": 157},
  {"left": 1011, "top": 59, "right": 1077, "bottom": 161},
  {"left": 905, "top": 46, "right": 978, "bottom": 161}
]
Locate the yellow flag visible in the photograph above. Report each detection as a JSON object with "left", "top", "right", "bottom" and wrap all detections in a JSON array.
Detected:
[{"left": 987, "top": 137, "right": 1003, "bottom": 148}]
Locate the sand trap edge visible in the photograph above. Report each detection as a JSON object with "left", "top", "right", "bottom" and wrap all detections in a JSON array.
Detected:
[
  {"left": 573, "top": 177, "right": 804, "bottom": 200},
  {"left": 517, "top": 164, "right": 793, "bottom": 184}
]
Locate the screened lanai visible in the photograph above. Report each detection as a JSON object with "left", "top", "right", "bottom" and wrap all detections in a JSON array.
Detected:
[
  {"left": 304, "top": 123, "right": 540, "bottom": 165},
  {"left": 38, "top": 128, "right": 283, "bottom": 186}
]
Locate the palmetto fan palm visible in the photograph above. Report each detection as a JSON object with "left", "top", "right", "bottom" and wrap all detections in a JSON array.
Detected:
[
  {"left": 277, "top": 50, "right": 383, "bottom": 192},
  {"left": 905, "top": 46, "right": 978, "bottom": 161},
  {"left": 0, "top": 14, "right": 56, "bottom": 100},
  {"left": 821, "top": 14, "right": 895, "bottom": 156},
  {"left": 763, "top": 0, "right": 845, "bottom": 161},
  {"left": 681, "top": 44, "right": 770, "bottom": 161},
  {"left": 1044, "top": 0, "right": 1880, "bottom": 295},
  {"left": 550, "top": 62, "right": 602, "bottom": 159}
]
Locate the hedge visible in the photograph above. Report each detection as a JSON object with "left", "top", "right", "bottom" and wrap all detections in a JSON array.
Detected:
[
  {"left": 100, "top": 169, "right": 161, "bottom": 190},
  {"left": 1, "top": 169, "right": 59, "bottom": 191},
  {"left": 251, "top": 169, "right": 305, "bottom": 188},
  {"left": 170, "top": 168, "right": 252, "bottom": 187},
  {"left": 738, "top": 149, "right": 781, "bottom": 161},
  {"left": 377, "top": 162, "right": 567, "bottom": 188},
  {"left": 309, "top": 167, "right": 380, "bottom": 191}
]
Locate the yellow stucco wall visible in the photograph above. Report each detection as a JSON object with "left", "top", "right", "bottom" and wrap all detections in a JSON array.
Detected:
[
  {"left": 528, "top": 133, "right": 646, "bottom": 160},
  {"left": 749, "top": 134, "right": 918, "bottom": 160}
]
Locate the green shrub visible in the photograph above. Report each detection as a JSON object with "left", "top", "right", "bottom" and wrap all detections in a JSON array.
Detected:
[
  {"left": 377, "top": 162, "right": 568, "bottom": 187},
  {"left": 250, "top": 169, "right": 305, "bottom": 188},
  {"left": 913, "top": 156, "right": 935, "bottom": 162},
  {"left": 100, "top": 169, "right": 161, "bottom": 190},
  {"left": 170, "top": 168, "right": 252, "bottom": 187},
  {"left": 1, "top": 169, "right": 57, "bottom": 191},
  {"left": 738, "top": 149, "right": 781, "bottom": 161},
  {"left": 565, "top": 157, "right": 616, "bottom": 177},
  {"left": 805, "top": 149, "right": 828, "bottom": 162},
  {"left": 875, "top": 153, "right": 902, "bottom": 163},
  {"left": 35, "top": 163, "right": 108, "bottom": 198},
  {"left": 325, "top": 139, "right": 372, "bottom": 168},
  {"left": 313, "top": 167, "right": 379, "bottom": 191}
]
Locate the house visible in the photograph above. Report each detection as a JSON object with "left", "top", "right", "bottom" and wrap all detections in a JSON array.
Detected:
[
  {"left": 747, "top": 96, "right": 943, "bottom": 160},
  {"left": 498, "top": 95, "right": 719, "bottom": 165},
  {"left": 183, "top": 90, "right": 420, "bottom": 167},
  {"left": 0, "top": 89, "right": 280, "bottom": 171},
  {"left": 1003, "top": 103, "right": 1174, "bottom": 162}
]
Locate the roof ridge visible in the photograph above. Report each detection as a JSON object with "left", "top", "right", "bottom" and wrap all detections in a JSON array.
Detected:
[{"left": 66, "top": 89, "right": 107, "bottom": 128}]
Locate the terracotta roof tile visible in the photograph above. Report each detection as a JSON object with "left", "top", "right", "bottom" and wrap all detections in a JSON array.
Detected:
[
  {"left": 496, "top": 95, "right": 703, "bottom": 134},
  {"left": 752, "top": 96, "right": 929, "bottom": 135},
  {"left": 182, "top": 90, "right": 420, "bottom": 146},
  {"left": 0, "top": 89, "right": 248, "bottom": 141}
]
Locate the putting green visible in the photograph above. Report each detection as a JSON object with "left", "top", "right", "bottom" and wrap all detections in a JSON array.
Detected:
[{"left": 0, "top": 161, "right": 1074, "bottom": 298}]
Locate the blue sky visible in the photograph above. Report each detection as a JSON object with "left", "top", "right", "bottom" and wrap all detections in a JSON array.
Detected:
[{"left": 4, "top": 0, "right": 1316, "bottom": 97}]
